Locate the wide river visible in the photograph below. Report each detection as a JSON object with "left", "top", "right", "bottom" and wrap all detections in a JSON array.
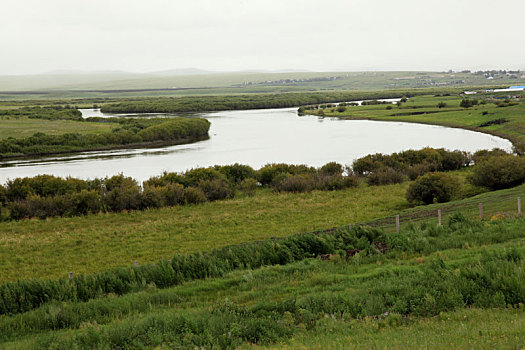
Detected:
[{"left": 0, "top": 106, "right": 513, "bottom": 184}]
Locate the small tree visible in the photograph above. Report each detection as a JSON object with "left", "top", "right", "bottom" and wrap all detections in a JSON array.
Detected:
[{"left": 437, "top": 102, "right": 447, "bottom": 108}]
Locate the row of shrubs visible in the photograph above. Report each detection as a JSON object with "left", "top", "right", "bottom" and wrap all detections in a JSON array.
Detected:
[
  {"left": 0, "top": 117, "right": 211, "bottom": 157},
  {"left": 3, "top": 148, "right": 523, "bottom": 218},
  {"left": 1, "top": 214, "right": 523, "bottom": 321},
  {"left": 0, "top": 162, "right": 357, "bottom": 220},
  {"left": 405, "top": 153, "right": 525, "bottom": 205},
  {"left": 352, "top": 147, "right": 471, "bottom": 184}
]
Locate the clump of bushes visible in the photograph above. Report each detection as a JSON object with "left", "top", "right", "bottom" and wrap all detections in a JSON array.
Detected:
[
  {"left": 406, "top": 172, "right": 460, "bottom": 205},
  {"left": 353, "top": 148, "right": 470, "bottom": 185},
  {"left": 468, "top": 155, "right": 525, "bottom": 190}
]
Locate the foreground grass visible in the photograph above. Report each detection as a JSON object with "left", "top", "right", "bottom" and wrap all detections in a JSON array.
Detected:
[
  {"left": 0, "top": 116, "right": 116, "bottom": 139},
  {"left": 0, "top": 184, "right": 408, "bottom": 282},
  {"left": 257, "top": 308, "right": 525, "bottom": 350},
  {"left": 1, "top": 217, "right": 523, "bottom": 348}
]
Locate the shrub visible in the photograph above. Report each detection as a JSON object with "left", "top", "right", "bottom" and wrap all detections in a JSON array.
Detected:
[
  {"left": 367, "top": 168, "right": 405, "bottom": 186},
  {"left": 257, "top": 164, "right": 314, "bottom": 186},
  {"left": 406, "top": 172, "right": 460, "bottom": 205},
  {"left": 197, "top": 179, "right": 233, "bottom": 201},
  {"left": 103, "top": 176, "right": 142, "bottom": 212},
  {"left": 69, "top": 190, "right": 102, "bottom": 215},
  {"left": 319, "top": 162, "right": 344, "bottom": 176},
  {"left": 274, "top": 174, "right": 316, "bottom": 193},
  {"left": 317, "top": 174, "right": 359, "bottom": 190},
  {"left": 472, "top": 148, "right": 509, "bottom": 164},
  {"left": 468, "top": 155, "right": 525, "bottom": 190},
  {"left": 239, "top": 178, "right": 258, "bottom": 196},
  {"left": 182, "top": 187, "right": 207, "bottom": 204},
  {"left": 437, "top": 102, "right": 447, "bottom": 108},
  {"left": 215, "top": 163, "right": 256, "bottom": 184},
  {"left": 180, "top": 168, "right": 227, "bottom": 187}
]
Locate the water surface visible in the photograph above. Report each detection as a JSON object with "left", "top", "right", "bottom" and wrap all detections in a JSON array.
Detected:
[{"left": 0, "top": 107, "right": 512, "bottom": 184}]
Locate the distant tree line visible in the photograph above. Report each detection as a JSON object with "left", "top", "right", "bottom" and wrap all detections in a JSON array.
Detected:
[{"left": 100, "top": 89, "right": 463, "bottom": 114}]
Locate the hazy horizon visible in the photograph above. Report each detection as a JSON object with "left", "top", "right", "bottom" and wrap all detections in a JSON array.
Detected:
[{"left": 2, "top": 0, "right": 525, "bottom": 75}]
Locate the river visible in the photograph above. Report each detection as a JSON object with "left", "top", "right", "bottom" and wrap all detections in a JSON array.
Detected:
[{"left": 0, "top": 105, "right": 513, "bottom": 184}]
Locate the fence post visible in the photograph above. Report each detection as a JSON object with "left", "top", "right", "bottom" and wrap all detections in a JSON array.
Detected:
[
  {"left": 68, "top": 272, "right": 73, "bottom": 279},
  {"left": 438, "top": 209, "right": 442, "bottom": 225},
  {"left": 518, "top": 197, "right": 522, "bottom": 215},
  {"left": 348, "top": 224, "right": 352, "bottom": 230},
  {"left": 395, "top": 215, "right": 400, "bottom": 233},
  {"left": 134, "top": 260, "right": 139, "bottom": 267},
  {"left": 479, "top": 202, "right": 483, "bottom": 219}
]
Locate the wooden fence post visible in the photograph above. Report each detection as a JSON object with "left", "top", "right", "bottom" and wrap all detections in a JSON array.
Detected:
[
  {"left": 518, "top": 197, "right": 522, "bottom": 215},
  {"left": 479, "top": 202, "right": 483, "bottom": 219},
  {"left": 438, "top": 209, "right": 442, "bottom": 225},
  {"left": 134, "top": 260, "right": 139, "bottom": 267},
  {"left": 395, "top": 215, "right": 400, "bottom": 233},
  {"left": 68, "top": 272, "right": 73, "bottom": 279}
]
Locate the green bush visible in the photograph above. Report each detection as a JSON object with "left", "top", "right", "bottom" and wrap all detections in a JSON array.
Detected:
[
  {"left": 182, "top": 187, "right": 207, "bottom": 204},
  {"left": 197, "top": 179, "right": 233, "bottom": 201},
  {"left": 367, "top": 167, "right": 405, "bottom": 186},
  {"left": 406, "top": 172, "right": 461, "bottom": 205},
  {"left": 215, "top": 163, "right": 257, "bottom": 184},
  {"left": 180, "top": 168, "right": 227, "bottom": 187},
  {"left": 468, "top": 155, "right": 525, "bottom": 190},
  {"left": 274, "top": 174, "right": 316, "bottom": 193},
  {"left": 319, "top": 162, "right": 344, "bottom": 176},
  {"left": 239, "top": 178, "right": 258, "bottom": 196}
]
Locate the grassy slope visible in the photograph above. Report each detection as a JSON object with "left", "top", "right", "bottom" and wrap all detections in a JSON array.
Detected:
[
  {"left": 2, "top": 220, "right": 524, "bottom": 349},
  {"left": 0, "top": 116, "right": 116, "bottom": 139}
]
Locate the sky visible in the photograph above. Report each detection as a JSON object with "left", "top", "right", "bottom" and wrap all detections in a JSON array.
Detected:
[{"left": 1, "top": 0, "right": 524, "bottom": 75}]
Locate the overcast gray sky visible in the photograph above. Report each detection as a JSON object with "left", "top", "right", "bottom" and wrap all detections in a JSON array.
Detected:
[{"left": 1, "top": 0, "right": 524, "bottom": 75}]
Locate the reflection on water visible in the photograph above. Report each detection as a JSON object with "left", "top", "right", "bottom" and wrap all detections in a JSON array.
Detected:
[{"left": 0, "top": 106, "right": 513, "bottom": 184}]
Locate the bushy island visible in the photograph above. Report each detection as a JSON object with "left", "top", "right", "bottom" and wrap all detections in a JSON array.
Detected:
[
  {"left": 0, "top": 147, "right": 521, "bottom": 221},
  {"left": 0, "top": 106, "right": 210, "bottom": 158}
]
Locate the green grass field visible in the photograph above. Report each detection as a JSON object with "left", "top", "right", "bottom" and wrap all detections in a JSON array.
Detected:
[
  {"left": 0, "top": 116, "right": 116, "bottom": 139},
  {"left": 0, "top": 184, "right": 409, "bottom": 282}
]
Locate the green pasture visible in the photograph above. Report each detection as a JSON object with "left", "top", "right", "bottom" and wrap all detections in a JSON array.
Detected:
[{"left": 0, "top": 116, "right": 116, "bottom": 139}]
